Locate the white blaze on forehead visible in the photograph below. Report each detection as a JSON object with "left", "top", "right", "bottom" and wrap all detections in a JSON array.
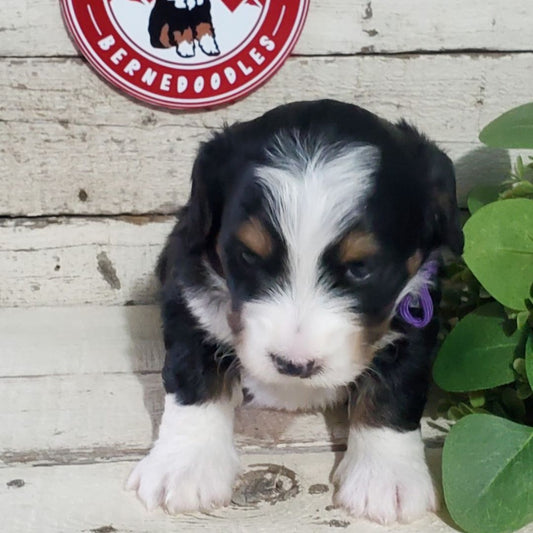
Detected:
[{"left": 257, "top": 134, "right": 380, "bottom": 298}]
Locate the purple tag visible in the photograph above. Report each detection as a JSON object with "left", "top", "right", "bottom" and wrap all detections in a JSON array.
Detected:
[{"left": 398, "top": 254, "right": 439, "bottom": 328}]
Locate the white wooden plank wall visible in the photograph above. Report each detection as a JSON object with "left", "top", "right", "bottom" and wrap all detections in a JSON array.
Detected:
[
  {"left": 1, "top": 0, "right": 533, "bottom": 306},
  {"left": 2, "top": 5, "right": 533, "bottom": 531}
]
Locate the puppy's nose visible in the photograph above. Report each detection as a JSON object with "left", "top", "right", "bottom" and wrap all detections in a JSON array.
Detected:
[{"left": 270, "top": 353, "right": 317, "bottom": 378}]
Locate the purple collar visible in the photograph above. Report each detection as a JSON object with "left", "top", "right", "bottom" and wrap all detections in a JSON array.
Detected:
[{"left": 397, "top": 254, "right": 440, "bottom": 328}]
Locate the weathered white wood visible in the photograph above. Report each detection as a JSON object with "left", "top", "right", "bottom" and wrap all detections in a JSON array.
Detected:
[
  {"left": 0, "top": 357, "right": 445, "bottom": 464},
  {"left": 0, "top": 305, "right": 164, "bottom": 376},
  {"left": 0, "top": 305, "right": 447, "bottom": 464},
  {"left": 0, "top": 217, "right": 172, "bottom": 306},
  {"left": 0, "top": 372, "right": 347, "bottom": 462},
  {"left": 2, "top": 0, "right": 532, "bottom": 57},
  {"left": 0, "top": 452, "right": 468, "bottom": 533},
  {"left": 2, "top": 55, "right": 532, "bottom": 216}
]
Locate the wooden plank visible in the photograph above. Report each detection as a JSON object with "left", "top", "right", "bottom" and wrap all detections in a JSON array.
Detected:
[
  {"left": 2, "top": 54, "right": 532, "bottom": 216},
  {"left": 2, "top": 0, "right": 533, "bottom": 57},
  {"left": 0, "top": 451, "right": 465, "bottom": 533},
  {"left": 0, "top": 305, "right": 165, "bottom": 376},
  {"left": 0, "top": 217, "right": 172, "bottom": 306},
  {"left": 0, "top": 367, "right": 445, "bottom": 464},
  {"left": 0, "top": 372, "right": 343, "bottom": 461},
  {"left": 0, "top": 305, "right": 447, "bottom": 463}
]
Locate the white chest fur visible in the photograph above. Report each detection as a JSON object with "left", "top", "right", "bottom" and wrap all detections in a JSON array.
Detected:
[{"left": 241, "top": 371, "right": 347, "bottom": 411}]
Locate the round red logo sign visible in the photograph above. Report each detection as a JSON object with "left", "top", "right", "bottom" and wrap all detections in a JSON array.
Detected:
[{"left": 61, "top": 0, "right": 309, "bottom": 109}]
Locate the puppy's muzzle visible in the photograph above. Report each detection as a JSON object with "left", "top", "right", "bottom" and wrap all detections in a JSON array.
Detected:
[{"left": 269, "top": 353, "right": 320, "bottom": 379}]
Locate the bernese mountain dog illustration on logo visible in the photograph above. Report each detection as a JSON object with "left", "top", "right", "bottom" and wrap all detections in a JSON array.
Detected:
[{"left": 149, "top": 0, "right": 220, "bottom": 58}]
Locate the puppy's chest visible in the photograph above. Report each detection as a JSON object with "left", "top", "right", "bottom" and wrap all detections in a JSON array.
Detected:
[{"left": 241, "top": 372, "right": 347, "bottom": 411}]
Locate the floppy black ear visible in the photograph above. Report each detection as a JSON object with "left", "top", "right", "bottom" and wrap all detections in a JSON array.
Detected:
[
  {"left": 179, "top": 130, "right": 234, "bottom": 253},
  {"left": 396, "top": 121, "right": 464, "bottom": 255},
  {"left": 424, "top": 147, "right": 464, "bottom": 255},
  {"left": 157, "top": 126, "right": 243, "bottom": 284}
]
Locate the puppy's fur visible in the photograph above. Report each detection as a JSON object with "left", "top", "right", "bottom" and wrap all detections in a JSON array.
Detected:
[{"left": 127, "top": 100, "right": 463, "bottom": 522}]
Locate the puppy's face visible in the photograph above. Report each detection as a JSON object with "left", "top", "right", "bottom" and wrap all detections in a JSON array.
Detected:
[
  {"left": 216, "top": 139, "right": 412, "bottom": 387},
  {"left": 181, "top": 102, "right": 463, "bottom": 389}
]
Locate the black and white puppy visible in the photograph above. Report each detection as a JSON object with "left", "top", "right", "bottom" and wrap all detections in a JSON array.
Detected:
[{"left": 127, "top": 100, "right": 463, "bottom": 523}]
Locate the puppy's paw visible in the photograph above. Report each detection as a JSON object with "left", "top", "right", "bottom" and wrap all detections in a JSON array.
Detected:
[
  {"left": 127, "top": 394, "right": 240, "bottom": 513},
  {"left": 126, "top": 440, "right": 240, "bottom": 513},
  {"left": 333, "top": 427, "right": 436, "bottom": 524},
  {"left": 198, "top": 34, "right": 220, "bottom": 56},
  {"left": 176, "top": 40, "right": 195, "bottom": 58}
]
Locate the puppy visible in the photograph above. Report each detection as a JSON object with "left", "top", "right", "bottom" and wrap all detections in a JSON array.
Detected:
[
  {"left": 127, "top": 100, "right": 463, "bottom": 523},
  {"left": 148, "top": 0, "right": 220, "bottom": 58}
]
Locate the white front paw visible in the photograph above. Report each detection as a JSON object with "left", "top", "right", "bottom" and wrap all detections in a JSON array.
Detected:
[
  {"left": 126, "top": 440, "right": 240, "bottom": 513},
  {"left": 127, "top": 394, "right": 240, "bottom": 513},
  {"left": 198, "top": 34, "right": 220, "bottom": 56},
  {"left": 334, "top": 427, "right": 436, "bottom": 524},
  {"left": 177, "top": 40, "right": 195, "bottom": 58}
]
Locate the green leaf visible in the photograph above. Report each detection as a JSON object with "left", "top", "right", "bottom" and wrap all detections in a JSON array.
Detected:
[
  {"left": 469, "top": 390, "right": 485, "bottom": 408},
  {"left": 463, "top": 198, "right": 533, "bottom": 310},
  {"left": 517, "top": 310, "right": 530, "bottom": 330},
  {"left": 526, "top": 333, "right": 533, "bottom": 389},
  {"left": 479, "top": 103, "right": 533, "bottom": 148},
  {"left": 433, "top": 303, "right": 518, "bottom": 392},
  {"left": 467, "top": 184, "right": 501, "bottom": 214},
  {"left": 513, "top": 357, "right": 527, "bottom": 378},
  {"left": 442, "top": 414, "right": 533, "bottom": 533},
  {"left": 500, "top": 387, "right": 526, "bottom": 421},
  {"left": 516, "top": 382, "right": 532, "bottom": 400},
  {"left": 500, "top": 180, "right": 533, "bottom": 200},
  {"left": 516, "top": 155, "right": 525, "bottom": 177}
]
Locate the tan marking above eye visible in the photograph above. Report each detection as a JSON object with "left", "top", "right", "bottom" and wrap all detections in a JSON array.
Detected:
[
  {"left": 236, "top": 217, "right": 273, "bottom": 259},
  {"left": 339, "top": 231, "right": 379, "bottom": 263}
]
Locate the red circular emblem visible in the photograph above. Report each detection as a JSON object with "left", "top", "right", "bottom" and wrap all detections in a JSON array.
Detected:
[{"left": 61, "top": 0, "right": 309, "bottom": 109}]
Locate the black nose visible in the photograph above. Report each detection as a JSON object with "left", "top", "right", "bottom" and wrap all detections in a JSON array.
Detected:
[{"left": 270, "top": 354, "right": 317, "bottom": 379}]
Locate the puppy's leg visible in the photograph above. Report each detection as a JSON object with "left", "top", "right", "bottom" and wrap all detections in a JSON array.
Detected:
[
  {"left": 196, "top": 22, "right": 220, "bottom": 56},
  {"left": 334, "top": 328, "right": 437, "bottom": 524},
  {"left": 174, "top": 27, "right": 195, "bottom": 57},
  {"left": 127, "top": 295, "right": 240, "bottom": 513}
]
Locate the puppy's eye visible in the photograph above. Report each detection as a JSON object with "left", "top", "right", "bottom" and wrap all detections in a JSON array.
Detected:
[
  {"left": 240, "top": 248, "right": 260, "bottom": 266},
  {"left": 345, "top": 260, "right": 371, "bottom": 282}
]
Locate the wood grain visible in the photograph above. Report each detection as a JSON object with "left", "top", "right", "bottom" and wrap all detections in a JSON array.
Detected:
[
  {"left": 2, "top": 0, "right": 532, "bottom": 57},
  {"left": 2, "top": 54, "right": 532, "bottom": 216},
  {"left": 0, "top": 216, "right": 172, "bottom": 306},
  {"left": 0, "top": 451, "right": 461, "bottom": 533}
]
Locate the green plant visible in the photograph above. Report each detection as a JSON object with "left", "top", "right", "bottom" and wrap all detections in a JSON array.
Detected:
[{"left": 432, "top": 103, "right": 533, "bottom": 533}]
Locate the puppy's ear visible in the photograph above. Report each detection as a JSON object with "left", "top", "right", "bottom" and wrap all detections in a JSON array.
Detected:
[
  {"left": 179, "top": 131, "right": 233, "bottom": 253},
  {"left": 424, "top": 146, "right": 464, "bottom": 255},
  {"left": 397, "top": 121, "right": 464, "bottom": 255}
]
